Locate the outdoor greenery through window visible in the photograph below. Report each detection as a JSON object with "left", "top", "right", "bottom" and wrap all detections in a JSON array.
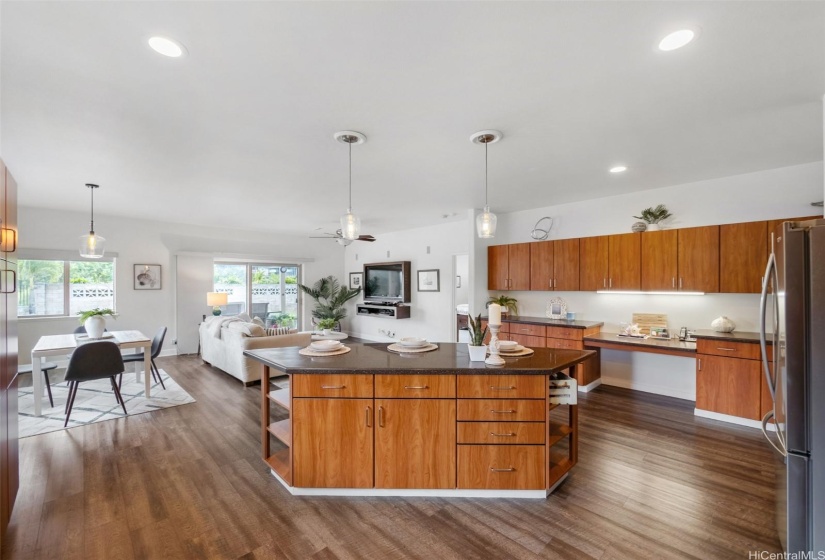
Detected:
[
  {"left": 18, "top": 259, "right": 116, "bottom": 317},
  {"left": 214, "top": 262, "right": 300, "bottom": 329}
]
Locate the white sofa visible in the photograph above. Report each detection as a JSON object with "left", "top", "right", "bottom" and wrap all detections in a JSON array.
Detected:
[{"left": 199, "top": 317, "right": 310, "bottom": 385}]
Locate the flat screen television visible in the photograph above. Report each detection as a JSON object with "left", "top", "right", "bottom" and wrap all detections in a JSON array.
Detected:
[{"left": 363, "top": 261, "right": 411, "bottom": 303}]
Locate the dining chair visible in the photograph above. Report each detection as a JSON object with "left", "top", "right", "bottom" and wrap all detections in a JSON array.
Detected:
[
  {"left": 64, "top": 341, "right": 126, "bottom": 427},
  {"left": 121, "top": 327, "right": 167, "bottom": 390},
  {"left": 17, "top": 362, "right": 58, "bottom": 408},
  {"left": 74, "top": 325, "right": 108, "bottom": 334}
]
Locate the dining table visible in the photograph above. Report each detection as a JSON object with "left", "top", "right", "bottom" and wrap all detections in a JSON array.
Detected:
[{"left": 30, "top": 330, "right": 152, "bottom": 416}]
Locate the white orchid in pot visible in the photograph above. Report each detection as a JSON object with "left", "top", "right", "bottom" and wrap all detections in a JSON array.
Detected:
[{"left": 78, "top": 307, "right": 116, "bottom": 339}]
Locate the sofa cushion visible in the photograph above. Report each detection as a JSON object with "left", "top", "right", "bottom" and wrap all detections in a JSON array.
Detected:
[
  {"left": 237, "top": 312, "right": 252, "bottom": 322},
  {"left": 227, "top": 321, "right": 266, "bottom": 337},
  {"left": 252, "top": 316, "right": 265, "bottom": 327}
]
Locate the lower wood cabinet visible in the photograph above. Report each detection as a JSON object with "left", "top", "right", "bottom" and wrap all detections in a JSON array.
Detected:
[
  {"left": 375, "top": 398, "right": 456, "bottom": 489},
  {"left": 457, "top": 445, "right": 544, "bottom": 490},
  {"left": 292, "top": 398, "right": 374, "bottom": 488},
  {"left": 696, "top": 354, "right": 761, "bottom": 420}
]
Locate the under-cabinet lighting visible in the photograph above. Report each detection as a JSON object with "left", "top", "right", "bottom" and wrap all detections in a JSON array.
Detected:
[{"left": 596, "top": 290, "right": 705, "bottom": 296}]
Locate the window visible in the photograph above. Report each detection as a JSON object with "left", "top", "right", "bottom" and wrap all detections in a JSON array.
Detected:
[
  {"left": 213, "top": 262, "right": 300, "bottom": 329},
  {"left": 18, "top": 259, "right": 115, "bottom": 317}
]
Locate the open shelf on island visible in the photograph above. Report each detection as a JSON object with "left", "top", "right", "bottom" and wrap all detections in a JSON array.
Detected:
[
  {"left": 266, "top": 448, "right": 291, "bottom": 484},
  {"left": 547, "top": 423, "right": 572, "bottom": 447},
  {"left": 269, "top": 388, "right": 290, "bottom": 411},
  {"left": 267, "top": 419, "right": 291, "bottom": 446}
]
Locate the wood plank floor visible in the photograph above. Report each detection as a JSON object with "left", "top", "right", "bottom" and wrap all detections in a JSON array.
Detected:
[{"left": 3, "top": 356, "right": 783, "bottom": 559}]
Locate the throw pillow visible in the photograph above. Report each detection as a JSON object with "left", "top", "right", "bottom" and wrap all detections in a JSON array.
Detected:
[
  {"left": 237, "top": 312, "right": 252, "bottom": 323},
  {"left": 227, "top": 321, "right": 266, "bottom": 337},
  {"left": 266, "top": 326, "right": 293, "bottom": 336},
  {"left": 252, "top": 316, "right": 265, "bottom": 327}
]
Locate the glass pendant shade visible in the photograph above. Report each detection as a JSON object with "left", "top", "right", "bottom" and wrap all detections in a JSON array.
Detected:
[
  {"left": 340, "top": 210, "right": 361, "bottom": 240},
  {"left": 476, "top": 206, "right": 497, "bottom": 238},
  {"left": 79, "top": 232, "right": 106, "bottom": 258}
]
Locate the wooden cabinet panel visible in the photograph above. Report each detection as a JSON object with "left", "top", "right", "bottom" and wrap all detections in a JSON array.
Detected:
[
  {"left": 375, "top": 374, "right": 455, "bottom": 399},
  {"left": 508, "top": 323, "right": 546, "bottom": 337},
  {"left": 457, "top": 375, "right": 545, "bottom": 399},
  {"left": 292, "top": 374, "right": 373, "bottom": 398},
  {"left": 579, "top": 236, "right": 608, "bottom": 291},
  {"left": 553, "top": 238, "right": 580, "bottom": 291},
  {"left": 608, "top": 234, "right": 641, "bottom": 290},
  {"left": 488, "top": 245, "right": 509, "bottom": 291},
  {"left": 457, "top": 399, "right": 545, "bottom": 422},
  {"left": 678, "top": 226, "right": 719, "bottom": 292},
  {"left": 696, "top": 355, "right": 761, "bottom": 420},
  {"left": 457, "top": 422, "right": 546, "bottom": 445},
  {"left": 457, "top": 445, "right": 544, "bottom": 490},
  {"left": 545, "top": 338, "right": 582, "bottom": 350},
  {"left": 530, "top": 241, "right": 554, "bottom": 291},
  {"left": 508, "top": 243, "right": 531, "bottom": 291},
  {"left": 641, "top": 230, "right": 678, "bottom": 291},
  {"left": 293, "top": 398, "right": 374, "bottom": 488},
  {"left": 507, "top": 334, "right": 546, "bottom": 349},
  {"left": 546, "top": 326, "right": 583, "bottom": 341},
  {"left": 481, "top": 320, "right": 509, "bottom": 334},
  {"left": 696, "top": 339, "right": 763, "bottom": 361},
  {"left": 375, "top": 399, "right": 456, "bottom": 489},
  {"left": 720, "top": 221, "right": 767, "bottom": 294}
]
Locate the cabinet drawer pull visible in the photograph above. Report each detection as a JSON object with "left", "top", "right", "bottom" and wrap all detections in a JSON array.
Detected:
[
  {"left": 321, "top": 385, "right": 346, "bottom": 389},
  {"left": 489, "top": 432, "right": 516, "bottom": 437},
  {"left": 490, "top": 467, "right": 516, "bottom": 472},
  {"left": 490, "top": 409, "right": 516, "bottom": 414},
  {"left": 489, "top": 386, "right": 516, "bottom": 390},
  {"left": 716, "top": 347, "right": 737, "bottom": 352},
  {"left": 520, "top": 328, "right": 531, "bottom": 332},
  {"left": 404, "top": 385, "right": 429, "bottom": 390},
  {"left": 365, "top": 406, "right": 372, "bottom": 427}
]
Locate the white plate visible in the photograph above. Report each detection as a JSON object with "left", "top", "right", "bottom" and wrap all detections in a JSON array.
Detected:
[
  {"left": 496, "top": 340, "right": 518, "bottom": 351},
  {"left": 399, "top": 337, "right": 428, "bottom": 348},
  {"left": 310, "top": 340, "right": 342, "bottom": 351},
  {"left": 498, "top": 345, "right": 525, "bottom": 353}
]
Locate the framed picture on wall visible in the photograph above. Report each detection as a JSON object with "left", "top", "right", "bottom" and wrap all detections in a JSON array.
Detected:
[
  {"left": 134, "top": 264, "right": 161, "bottom": 290},
  {"left": 417, "top": 269, "right": 440, "bottom": 292},
  {"left": 349, "top": 272, "right": 363, "bottom": 290}
]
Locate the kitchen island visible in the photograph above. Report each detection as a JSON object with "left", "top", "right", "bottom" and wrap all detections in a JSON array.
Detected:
[{"left": 245, "top": 343, "right": 593, "bottom": 498}]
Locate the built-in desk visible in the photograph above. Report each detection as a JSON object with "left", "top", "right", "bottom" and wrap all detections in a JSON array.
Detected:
[{"left": 583, "top": 333, "right": 696, "bottom": 357}]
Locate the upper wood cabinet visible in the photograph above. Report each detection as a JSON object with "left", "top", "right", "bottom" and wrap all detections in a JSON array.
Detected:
[
  {"left": 488, "top": 243, "right": 530, "bottom": 291},
  {"left": 529, "top": 239, "right": 579, "bottom": 291},
  {"left": 607, "top": 234, "right": 640, "bottom": 290},
  {"left": 641, "top": 230, "right": 678, "bottom": 291},
  {"left": 579, "top": 236, "right": 609, "bottom": 291},
  {"left": 720, "top": 221, "right": 767, "bottom": 294},
  {"left": 677, "top": 226, "right": 719, "bottom": 293}
]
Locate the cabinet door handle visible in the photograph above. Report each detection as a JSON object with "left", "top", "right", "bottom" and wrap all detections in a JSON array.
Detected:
[
  {"left": 378, "top": 406, "right": 384, "bottom": 427},
  {"left": 321, "top": 385, "right": 346, "bottom": 390},
  {"left": 490, "top": 467, "right": 516, "bottom": 472},
  {"left": 490, "top": 409, "right": 516, "bottom": 414},
  {"left": 549, "top": 279, "right": 553, "bottom": 289},
  {"left": 489, "top": 386, "right": 516, "bottom": 390},
  {"left": 672, "top": 278, "right": 676, "bottom": 288},
  {"left": 490, "top": 432, "right": 516, "bottom": 437},
  {"left": 404, "top": 385, "right": 429, "bottom": 390},
  {"left": 365, "top": 406, "right": 372, "bottom": 427},
  {"left": 603, "top": 278, "right": 607, "bottom": 288},
  {"left": 553, "top": 278, "right": 557, "bottom": 288},
  {"left": 0, "top": 270, "right": 16, "bottom": 294},
  {"left": 679, "top": 278, "right": 683, "bottom": 289},
  {"left": 609, "top": 278, "right": 612, "bottom": 288},
  {"left": 716, "top": 347, "right": 737, "bottom": 352},
  {"left": 698, "top": 358, "right": 702, "bottom": 371}
]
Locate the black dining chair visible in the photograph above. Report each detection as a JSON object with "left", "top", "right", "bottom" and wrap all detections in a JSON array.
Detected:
[
  {"left": 74, "top": 325, "right": 108, "bottom": 335},
  {"left": 17, "top": 362, "right": 58, "bottom": 408},
  {"left": 64, "top": 341, "right": 126, "bottom": 427},
  {"left": 121, "top": 327, "right": 167, "bottom": 390}
]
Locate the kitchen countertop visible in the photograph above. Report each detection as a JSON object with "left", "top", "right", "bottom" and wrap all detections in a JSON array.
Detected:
[
  {"left": 691, "top": 330, "right": 767, "bottom": 344},
  {"left": 480, "top": 315, "right": 604, "bottom": 329},
  {"left": 245, "top": 342, "right": 594, "bottom": 375},
  {"left": 583, "top": 332, "right": 697, "bottom": 355}
]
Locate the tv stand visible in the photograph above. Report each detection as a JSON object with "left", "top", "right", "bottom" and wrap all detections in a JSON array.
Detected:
[{"left": 356, "top": 304, "right": 410, "bottom": 319}]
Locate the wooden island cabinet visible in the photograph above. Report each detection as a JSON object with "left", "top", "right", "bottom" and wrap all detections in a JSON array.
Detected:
[{"left": 248, "top": 343, "right": 590, "bottom": 498}]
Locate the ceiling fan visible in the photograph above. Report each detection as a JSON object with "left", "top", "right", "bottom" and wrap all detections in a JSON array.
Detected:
[{"left": 310, "top": 229, "right": 376, "bottom": 246}]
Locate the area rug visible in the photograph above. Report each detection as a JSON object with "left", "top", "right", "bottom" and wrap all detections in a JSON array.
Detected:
[{"left": 17, "top": 368, "right": 196, "bottom": 438}]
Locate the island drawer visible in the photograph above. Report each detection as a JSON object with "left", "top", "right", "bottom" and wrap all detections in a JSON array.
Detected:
[
  {"left": 291, "top": 374, "right": 374, "bottom": 398},
  {"left": 457, "top": 445, "right": 544, "bottom": 490},
  {"left": 509, "top": 324, "right": 546, "bottom": 337},
  {"left": 696, "top": 339, "right": 765, "bottom": 361},
  {"left": 544, "top": 338, "right": 583, "bottom": 350},
  {"left": 457, "top": 399, "right": 545, "bottom": 422},
  {"left": 375, "top": 374, "right": 455, "bottom": 398},
  {"left": 546, "top": 327, "right": 583, "bottom": 341},
  {"left": 458, "top": 422, "right": 545, "bottom": 444},
  {"left": 507, "top": 334, "right": 546, "bottom": 349},
  {"left": 458, "top": 375, "right": 545, "bottom": 399}
]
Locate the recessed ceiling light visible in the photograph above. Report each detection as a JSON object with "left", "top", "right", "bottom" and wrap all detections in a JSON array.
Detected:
[
  {"left": 148, "top": 36, "right": 187, "bottom": 58},
  {"left": 658, "top": 29, "right": 695, "bottom": 51},
  {"left": 609, "top": 166, "right": 627, "bottom": 173}
]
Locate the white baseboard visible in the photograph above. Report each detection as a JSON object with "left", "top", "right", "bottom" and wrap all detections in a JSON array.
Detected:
[
  {"left": 601, "top": 376, "right": 695, "bottom": 401},
  {"left": 694, "top": 408, "right": 776, "bottom": 431},
  {"left": 578, "top": 378, "right": 602, "bottom": 393}
]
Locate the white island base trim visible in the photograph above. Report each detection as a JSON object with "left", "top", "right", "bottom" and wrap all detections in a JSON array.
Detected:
[
  {"left": 271, "top": 470, "right": 568, "bottom": 499},
  {"left": 694, "top": 408, "right": 776, "bottom": 431}
]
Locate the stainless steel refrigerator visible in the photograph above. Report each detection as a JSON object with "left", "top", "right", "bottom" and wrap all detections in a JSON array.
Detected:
[{"left": 760, "top": 219, "right": 825, "bottom": 555}]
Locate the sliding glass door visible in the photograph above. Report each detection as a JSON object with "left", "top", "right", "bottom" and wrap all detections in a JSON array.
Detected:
[{"left": 214, "top": 262, "right": 301, "bottom": 329}]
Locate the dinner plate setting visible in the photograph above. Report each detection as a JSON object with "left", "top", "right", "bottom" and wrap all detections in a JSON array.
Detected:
[
  {"left": 388, "top": 337, "right": 439, "bottom": 353},
  {"left": 299, "top": 340, "right": 351, "bottom": 356}
]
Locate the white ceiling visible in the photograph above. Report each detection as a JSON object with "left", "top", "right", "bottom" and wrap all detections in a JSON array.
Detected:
[{"left": 2, "top": 1, "right": 823, "bottom": 236}]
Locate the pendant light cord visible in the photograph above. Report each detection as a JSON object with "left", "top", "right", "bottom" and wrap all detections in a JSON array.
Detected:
[
  {"left": 348, "top": 140, "right": 352, "bottom": 212},
  {"left": 89, "top": 186, "right": 95, "bottom": 234},
  {"left": 484, "top": 139, "right": 489, "bottom": 207}
]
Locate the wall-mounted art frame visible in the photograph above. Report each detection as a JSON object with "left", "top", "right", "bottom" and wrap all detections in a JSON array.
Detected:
[
  {"left": 417, "top": 269, "right": 440, "bottom": 292},
  {"left": 134, "top": 264, "right": 161, "bottom": 290},
  {"left": 349, "top": 272, "right": 363, "bottom": 290}
]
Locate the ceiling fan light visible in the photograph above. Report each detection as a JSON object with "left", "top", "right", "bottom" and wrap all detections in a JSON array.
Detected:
[
  {"left": 79, "top": 233, "right": 106, "bottom": 259},
  {"left": 340, "top": 210, "right": 361, "bottom": 240},
  {"left": 476, "top": 206, "right": 497, "bottom": 239}
]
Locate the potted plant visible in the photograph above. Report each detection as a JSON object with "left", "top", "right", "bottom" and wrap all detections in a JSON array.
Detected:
[
  {"left": 467, "top": 313, "right": 488, "bottom": 361},
  {"left": 299, "top": 275, "right": 361, "bottom": 330},
  {"left": 487, "top": 295, "right": 519, "bottom": 317},
  {"left": 317, "top": 318, "right": 336, "bottom": 336},
  {"left": 78, "top": 307, "right": 116, "bottom": 339},
  {"left": 633, "top": 204, "right": 672, "bottom": 230}
]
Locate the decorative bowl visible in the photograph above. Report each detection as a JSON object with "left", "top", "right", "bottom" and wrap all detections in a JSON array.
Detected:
[
  {"left": 310, "top": 340, "right": 342, "bottom": 352},
  {"left": 399, "top": 337, "right": 428, "bottom": 348},
  {"left": 497, "top": 340, "right": 518, "bottom": 351}
]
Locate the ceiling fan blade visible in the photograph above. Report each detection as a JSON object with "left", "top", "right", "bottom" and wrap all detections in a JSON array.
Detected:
[{"left": 357, "top": 235, "right": 376, "bottom": 242}]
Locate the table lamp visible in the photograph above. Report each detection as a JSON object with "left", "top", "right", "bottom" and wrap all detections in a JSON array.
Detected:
[{"left": 207, "top": 292, "right": 228, "bottom": 316}]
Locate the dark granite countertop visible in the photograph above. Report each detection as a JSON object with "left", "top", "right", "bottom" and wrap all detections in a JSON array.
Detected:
[
  {"left": 583, "top": 332, "right": 696, "bottom": 354},
  {"left": 245, "top": 342, "right": 594, "bottom": 375},
  {"left": 691, "top": 330, "right": 768, "bottom": 344},
  {"left": 480, "top": 315, "right": 604, "bottom": 329}
]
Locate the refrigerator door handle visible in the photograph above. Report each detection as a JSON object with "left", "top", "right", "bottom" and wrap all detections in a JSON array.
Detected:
[
  {"left": 759, "top": 253, "right": 777, "bottom": 401},
  {"left": 761, "top": 410, "right": 787, "bottom": 457}
]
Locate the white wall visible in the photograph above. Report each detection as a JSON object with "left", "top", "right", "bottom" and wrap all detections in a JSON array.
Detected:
[
  {"left": 344, "top": 220, "right": 470, "bottom": 342},
  {"left": 18, "top": 206, "right": 343, "bottom": 363}
]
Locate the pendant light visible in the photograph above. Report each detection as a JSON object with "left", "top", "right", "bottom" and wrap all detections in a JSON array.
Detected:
[
  {"left": 334, "top": 130, "right": 366, "bottom": 240},
  {"left": 471, "top": 130, "right": 502, "bottom": 238},
  {"left": 79, "top": 183, "right": 106, "bottom": 258}
]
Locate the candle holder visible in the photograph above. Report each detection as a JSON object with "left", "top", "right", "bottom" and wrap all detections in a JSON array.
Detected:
[{"left": 485, "top": 324, "right": 506, "bottom": 366}]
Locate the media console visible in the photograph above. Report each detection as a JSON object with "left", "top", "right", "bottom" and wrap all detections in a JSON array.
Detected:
[{"left": 356, "top": 303, "right": 411, "bottom": 319}]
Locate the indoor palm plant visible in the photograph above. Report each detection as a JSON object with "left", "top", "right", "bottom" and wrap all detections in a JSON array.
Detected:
[
  {"left": 487, "top": 295, "right": 519, "bottom": 316},
  {"left": 299, "top": 275, "right": 361, "bottom": 329},
  {"left": 78, "top": 307, "right": 116, "bottom": 339},
  {"left": 466, "top": 313, "right": 488, "bottom": 361}
]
